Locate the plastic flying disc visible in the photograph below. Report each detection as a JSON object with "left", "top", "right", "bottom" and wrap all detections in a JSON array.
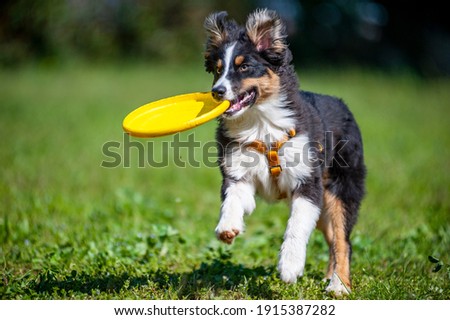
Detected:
[{"left": 122, "top": 92, "right": 230, "bottom": 138}]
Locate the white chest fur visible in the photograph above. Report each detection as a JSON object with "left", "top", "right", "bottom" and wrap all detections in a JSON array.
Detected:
[{"left": 221, "top": 97, "right": 313, "bottom": 201}]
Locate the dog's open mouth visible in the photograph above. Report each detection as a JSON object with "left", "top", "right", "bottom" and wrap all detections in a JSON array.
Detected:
[{"left": 224, "top": 88, "right": 257, "bottom": 116}]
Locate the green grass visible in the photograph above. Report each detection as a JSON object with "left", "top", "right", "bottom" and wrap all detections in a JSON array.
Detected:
[{"left": 1, "top": 63, "right": 449, "bottom": 299}]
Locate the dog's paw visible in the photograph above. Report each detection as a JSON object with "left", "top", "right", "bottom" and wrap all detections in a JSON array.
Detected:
[
  {"left": 278, "top": 255, "right": 304, "bottom": 284},
  {"left": 278, "top": 263, "right": 304, "bottom": 284},
  {"left": 277, "top": 238, "right": 306, "bottom": 283},
  {"left": 325, "top": 273, "right": 351, "bottom": 296},
  {"left": 217, "top": 228, "right": 240, "bottom": 244},
  {"left": 215, "top": 217, "right": 244, "bottom": 244},
  {"left": 279, "top": 268, "right": 300, "bottom": 284}
]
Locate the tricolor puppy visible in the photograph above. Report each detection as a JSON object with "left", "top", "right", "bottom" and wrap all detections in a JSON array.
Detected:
[{"left": 204, "top": 9, "right": 366, "bottom": 295}]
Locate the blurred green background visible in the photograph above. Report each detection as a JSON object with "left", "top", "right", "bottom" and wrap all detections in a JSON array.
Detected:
[{"left": 1, "top": 0, "right": 449, "bottom": 299}]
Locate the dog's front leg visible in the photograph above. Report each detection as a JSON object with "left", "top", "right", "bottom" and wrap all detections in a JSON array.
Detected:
[
  {"left": 278, "top": 195, "right": 321, "bottom": 283},
  {"left": 216, "top": 180, "right": 255, "bottom": 244}
]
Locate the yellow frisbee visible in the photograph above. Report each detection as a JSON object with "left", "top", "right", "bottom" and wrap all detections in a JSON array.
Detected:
[{"left": 122, "top": 92, "right": 230, "bottom": 138}]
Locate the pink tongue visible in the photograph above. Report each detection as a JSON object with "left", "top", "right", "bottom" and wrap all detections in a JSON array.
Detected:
[{"left": 228, "top": 101, "right": 242, "bottom": 112}]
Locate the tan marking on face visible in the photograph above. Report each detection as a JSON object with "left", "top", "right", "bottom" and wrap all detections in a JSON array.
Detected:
[
  {"left": 322, "top": 190, "right": 352, "bottom": 289},
  {"left": 241, "top": 68, "right": 280, "bottom": 102},
  {"left": 217, "top": 59, "right": 223, "bottom": 70},
  {"left": 234, "top": 55, "right": 245, "bottom": 66}
]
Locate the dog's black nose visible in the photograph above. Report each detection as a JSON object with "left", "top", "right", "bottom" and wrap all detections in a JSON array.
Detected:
[{"left": 212, "top": 85, "right": 226, "bottom": 100}]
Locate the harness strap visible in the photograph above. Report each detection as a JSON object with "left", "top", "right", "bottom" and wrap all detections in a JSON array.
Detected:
[{"left": 247, "top": 128, "right": 297, "bottom": 177}]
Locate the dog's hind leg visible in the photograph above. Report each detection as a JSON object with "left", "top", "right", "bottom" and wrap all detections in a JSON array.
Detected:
[
  {"left": 321, "top": 190, "right": 352, "bottom": 295},
  {"left": 320, "top": 124, "right": 366, "bottom": 295},
  {"left": 316, "top": 205, "right": 335, "bottom": 281}
]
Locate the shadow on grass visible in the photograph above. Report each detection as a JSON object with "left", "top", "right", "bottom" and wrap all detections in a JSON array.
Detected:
[
  {"left": 34, "top": 258, "right": 275, "bottom": 299},
  {"left": 157, "top": 258, "right": 275, "bottom": 299}
]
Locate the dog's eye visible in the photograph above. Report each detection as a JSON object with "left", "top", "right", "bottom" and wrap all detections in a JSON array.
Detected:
[
  {"left": 239, "top": 64, "right": 249, "bottom": 72},
  {"left": 216, "top": 66, "right": 222, "bottom": 75}
]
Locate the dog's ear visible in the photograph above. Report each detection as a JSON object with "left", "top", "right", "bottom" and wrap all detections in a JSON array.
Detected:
[
  {"left": 204, "top": 11, "right": 229, "bottom": 49},
  {"left": 245, "top": 9, "right": 287, "bottom": 55},
  {"left": 204, "top": 11, "right": 230, "bottom": 73}
]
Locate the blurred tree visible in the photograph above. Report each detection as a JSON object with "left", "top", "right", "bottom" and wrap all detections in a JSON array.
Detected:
[
  {"left": 376, "top": 0, "right": 450, "bottom": 75},
  {"left": 0, "top": 0, "right": 449, "bottom": 76},
  {"left": 0, "top": 0, "right": 62, "bottom": 65}
]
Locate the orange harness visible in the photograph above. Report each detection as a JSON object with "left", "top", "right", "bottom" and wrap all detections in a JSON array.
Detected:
[{"left": 246, "top": 128, "right": 297, "bottom": 177}]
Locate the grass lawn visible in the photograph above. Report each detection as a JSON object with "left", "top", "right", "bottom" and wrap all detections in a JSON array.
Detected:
[{"left": 1, "top": 62, "right": 449, "bottom": 299}]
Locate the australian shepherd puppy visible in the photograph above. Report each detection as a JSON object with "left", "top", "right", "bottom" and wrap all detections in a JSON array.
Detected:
[{"left": 203, "top": 9, "right": 366, "bottom": 295}]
